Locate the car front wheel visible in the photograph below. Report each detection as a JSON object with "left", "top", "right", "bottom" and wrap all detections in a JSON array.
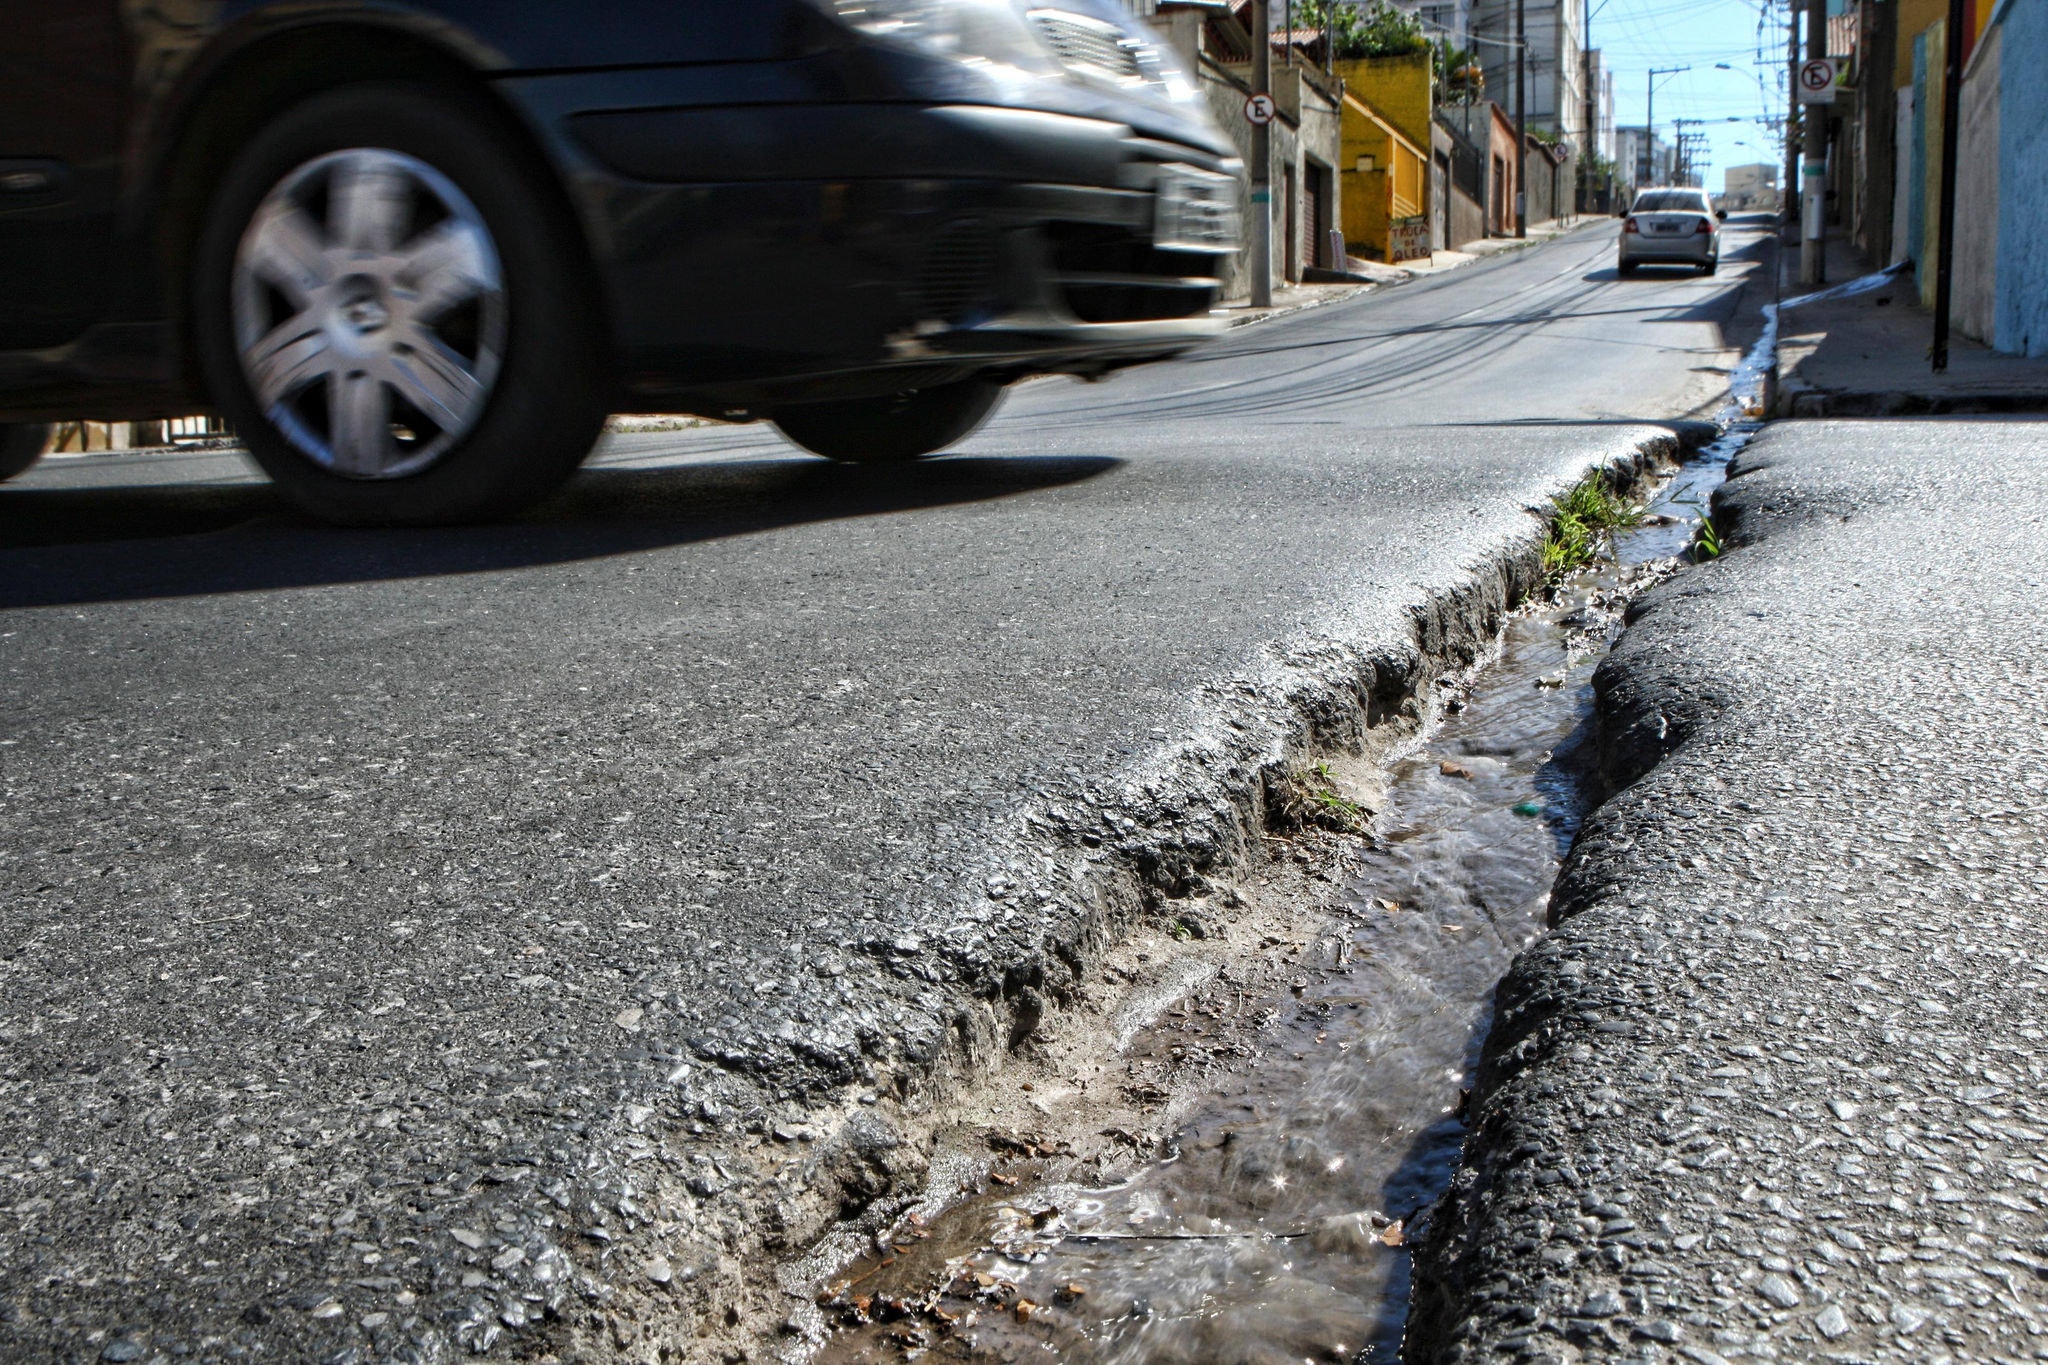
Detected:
[
  {"left": 0, "top": 423, "right": 51, "bottom": 481},
  {"left": 772, "top": 380, "right": 1005, "bottom": 464},
  {"left": 193, "top": 84, "right": 607, "bottom": 525}
]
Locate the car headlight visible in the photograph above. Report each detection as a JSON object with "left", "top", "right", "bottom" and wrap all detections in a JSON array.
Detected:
[
  {"left": 1027, "top": 0, "right": 1202, "bottom": 107},
  {"left": 823, "top": 0, "right": 1063, "bottom": 77}
]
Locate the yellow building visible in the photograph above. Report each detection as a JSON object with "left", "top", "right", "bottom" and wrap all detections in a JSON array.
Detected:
[
  {"left": 1335, "top": 50, "right": 1433, "bottom": 266},
  {"left": 1340, "top": 93, "right": 1430, "bottom": 263},
  {"left": 1335, "top": 51, "right": 1434, "bottom": 263},
  {"left": 1336, "top": 51, "right": 1433, "bottom": 149}
]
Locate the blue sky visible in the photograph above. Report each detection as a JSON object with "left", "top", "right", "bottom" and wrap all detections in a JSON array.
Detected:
[{"left": 1593, "top": 0, "right": 1794, "bottom": 189}]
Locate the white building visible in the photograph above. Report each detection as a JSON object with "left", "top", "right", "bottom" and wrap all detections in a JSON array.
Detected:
[
  {"left": 1614, "top": 126, "right": 1674, "bottom": 191},
  {"left": 1586, "top": 49, "right": 1616, "bottom": 164},
  {"left": 1722, "top": 162, "right": 1780, "bottom": 208},
  {"left": 1409, "top": 0, "right": 1474, "bottom": 46},
  {"left": 1468, "top": 0, "right": 1587, "bottom": 151}
]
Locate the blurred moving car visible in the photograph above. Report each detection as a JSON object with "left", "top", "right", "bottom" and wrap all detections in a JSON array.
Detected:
[
  {"left": 0, "top": 1, "right": 1243, "bottom": 523},
  {"left": 1617, "top": 188, "right": 1725, "bottom": 277}
]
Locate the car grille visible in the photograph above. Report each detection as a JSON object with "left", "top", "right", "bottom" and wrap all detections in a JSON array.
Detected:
[
  {"left": 1029, "top": 9, "right": 1155, "bottom": 88},
  {"left": 916, "top": 220, "right": 999, "bottom": 327},
  {"left": 1045, "top": 222, "right": 1220, "bottom": 324}
]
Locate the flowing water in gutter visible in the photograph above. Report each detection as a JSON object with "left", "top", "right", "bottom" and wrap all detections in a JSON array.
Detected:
[{"left": 812, "top": 352, "right": 1779, "bottom": 1362}]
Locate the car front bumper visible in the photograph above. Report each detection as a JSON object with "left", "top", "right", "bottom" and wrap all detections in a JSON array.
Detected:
[{"left": 503, "top": 83, "right": 1244, "bottom": 410}]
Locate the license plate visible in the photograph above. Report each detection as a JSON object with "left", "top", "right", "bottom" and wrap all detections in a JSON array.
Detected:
[{"left": 1155, "top": 164, "right": 1242, "bottom": 252}]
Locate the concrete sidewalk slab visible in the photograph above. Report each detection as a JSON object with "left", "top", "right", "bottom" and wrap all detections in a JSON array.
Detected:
[
  {"left": 1409, "top": 417, "right": 2048, "bottom": 1363},
  {"left": 1777, "top": 236, "right": 2048, "bottom": 416}
]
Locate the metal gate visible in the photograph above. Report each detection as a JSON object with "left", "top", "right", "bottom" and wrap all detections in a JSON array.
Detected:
[{"left": 1304, "top": 161, "right": 1328, "bottom": 270}]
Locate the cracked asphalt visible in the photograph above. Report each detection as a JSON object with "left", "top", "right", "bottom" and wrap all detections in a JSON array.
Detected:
[
  {"left": 1410, "top": 418, "right": 2048, "bottom": 1364},
  {"left": 0, "top": 220, "right": 1769, "bottom": 1362}
]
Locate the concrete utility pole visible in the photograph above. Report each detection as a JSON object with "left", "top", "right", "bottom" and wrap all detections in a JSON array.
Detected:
[
  {"left": 1799, "top": 0, "right": 1827, "bottom": 285},
  {"left": 1932, "top": 0, "right": 1966, "bottom": 370},
  {"left": 1785, "top": 0, "right": 1800, "bottom": 237},
  {"left": 1252, "top": 0, "right": 1273, "bottom": 307},
  {"left": 1645, "top": 66, "right": 1688, "bottom": 186},
  {"left": 1514, "top": 0, "right": 1527, "bottom": 237},
  {"left": 1583, "top": 0, "right": 1596, "bottom": 212}
]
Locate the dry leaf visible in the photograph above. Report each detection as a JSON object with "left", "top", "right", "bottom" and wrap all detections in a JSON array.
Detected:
[
  {"left": 1379, "top": 1220, "right": 1406, "bottom": 1247},
  {"left": 1439, "top": 761, "right": 1474, "bottom": 780}
]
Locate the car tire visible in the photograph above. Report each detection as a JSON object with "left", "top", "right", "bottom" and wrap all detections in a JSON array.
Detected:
[
  {"left": 1701, "top": 258, "right": 1719, "bottom": 276},
  {"left": 192, "top": 83, "right": 607, "bottom": 526},
  {"left": 1617, "top": 260, "right": 1636, "bottom": 277},
  {"left": 772, "top": 380, "right": 1004, "bottom": 464},
  {"left": 0, "top": 422, "right": 52, "bottom": 481}
]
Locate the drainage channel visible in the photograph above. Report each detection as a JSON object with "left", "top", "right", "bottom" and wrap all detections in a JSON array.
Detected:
[{"left": 807, "top": 435, "right": 1758, "bottom": 1365}]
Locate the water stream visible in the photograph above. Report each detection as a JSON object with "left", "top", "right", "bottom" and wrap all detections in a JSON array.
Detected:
[
  {"left": 806, "top": 320, "right": 1794, "bottom": 1356},
  {"left": 807, "top": 444, "right": 1747, "bottom": 1363}
]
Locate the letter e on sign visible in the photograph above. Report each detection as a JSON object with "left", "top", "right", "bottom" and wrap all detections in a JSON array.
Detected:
[{"left": 1244, "top": 93, "right": 1277, "bottom": 125}]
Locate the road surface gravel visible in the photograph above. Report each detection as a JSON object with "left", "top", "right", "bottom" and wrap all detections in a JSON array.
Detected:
[
  {"left": 0, "top": 223, "right": 1766, "bottom": 1362},
  {"left": 1409, "top": 418, "right": 2048, "bottom": 1363}
]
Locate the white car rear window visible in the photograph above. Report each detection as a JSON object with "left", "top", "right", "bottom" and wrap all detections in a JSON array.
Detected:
[{"left": 1632, "top": 191, "right": 1711, "bottom": 213}]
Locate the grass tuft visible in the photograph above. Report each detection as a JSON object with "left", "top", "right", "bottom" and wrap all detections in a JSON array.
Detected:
[
  {"left": 1268, "top": 762, "right": 1371, "bottom": 836},
  {"left": 1541, "top": 471, "right": 1643, "bottom": 581}
]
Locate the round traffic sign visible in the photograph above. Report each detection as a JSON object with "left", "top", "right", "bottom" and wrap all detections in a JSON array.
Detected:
[
  {"left": 1797, "top": 58, "right": 1835, "bottom": 95},
  {"left": 1244, "top": 93, "right": 1277, "bottom": 126}
]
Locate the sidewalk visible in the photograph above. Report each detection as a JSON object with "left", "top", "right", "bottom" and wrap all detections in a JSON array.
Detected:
[
  {"left": 1409, "top": 417, "right": 2048, "bottom": 1363},
  {"left": 1776, "top": 233, "right": 2048, "bottom": 416}
]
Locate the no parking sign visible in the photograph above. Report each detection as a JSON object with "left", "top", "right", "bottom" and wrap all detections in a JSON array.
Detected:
[{"left": 1797, "top": 57, "right": 1837, "bottom": 104}]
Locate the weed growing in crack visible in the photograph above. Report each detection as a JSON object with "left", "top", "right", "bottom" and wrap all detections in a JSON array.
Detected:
[
  {"left": 1541, "top": 471, "right": 1643, "bottom": 582},
  {"left": 1677, "top": 498, "right": 1724, "bottom": 561},
  {"left": 1268, "top": 762, "right": 1371, "bottom": 836},
  {"left": 1690, "top": 519, "right": 1724, "bottom": 560}
]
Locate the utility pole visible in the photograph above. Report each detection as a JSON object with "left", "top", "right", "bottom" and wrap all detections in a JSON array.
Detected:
[
  {"left": 1645, "top": 66, "right": 1688, "bottom": 186},
  {"left": 1784, "top": 0, "right": 1800, "bottom": 238},
  {"left": 1252, "top": 0, "right": 1273, "bottom": 307},
  {"left": 1514, "top": 0, "right": 1527, "bottom": 237},
  {"left": 1583, "top": 0, "right": 1596, "bottom": 213},
  {"left": 1799, "top": 0, "right": 1826, "bottom": 285},
  {"left": 1932, "top": 0, "right": 1966, "bottom": 370}
]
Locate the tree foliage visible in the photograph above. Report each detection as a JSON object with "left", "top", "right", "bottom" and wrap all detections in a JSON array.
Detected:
[
  {"left": 1436, "top": 38, "right": 1483, "bottom": 102},
  {"left": 1298, "top": 0, "right": 1432, "bottom": 60}
]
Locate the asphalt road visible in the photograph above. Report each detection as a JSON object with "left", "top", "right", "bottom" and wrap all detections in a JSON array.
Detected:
[
  {"left": 1410, "top": 419, "right": 2048, "bottom": 1363},
  {"left": 1, "top": 219, "right": 1768, "bottom": 1362}
]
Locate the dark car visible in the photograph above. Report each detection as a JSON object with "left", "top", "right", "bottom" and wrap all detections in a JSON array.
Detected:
[{"left": 0, "top": 0, "right": 1242, "bottom": 523}]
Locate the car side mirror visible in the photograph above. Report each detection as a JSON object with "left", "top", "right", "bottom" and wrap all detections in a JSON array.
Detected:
[{"left": 1716, "top": 209, "right": 1728, "bottom": 220}]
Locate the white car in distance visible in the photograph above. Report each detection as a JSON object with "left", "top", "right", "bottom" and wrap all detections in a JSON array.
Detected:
[{"left": 1618, "top": 188, "right": 1727, "bottom": 276}]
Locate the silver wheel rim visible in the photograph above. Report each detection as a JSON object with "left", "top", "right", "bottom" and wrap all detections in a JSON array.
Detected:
[{"left": 231, "top": 148, "right": 506, "bottom": 480}]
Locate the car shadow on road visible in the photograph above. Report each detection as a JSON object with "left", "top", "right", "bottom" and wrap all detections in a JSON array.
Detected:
[{"left": 0, "top": 453, "right": 1120, "bottom": 610}]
